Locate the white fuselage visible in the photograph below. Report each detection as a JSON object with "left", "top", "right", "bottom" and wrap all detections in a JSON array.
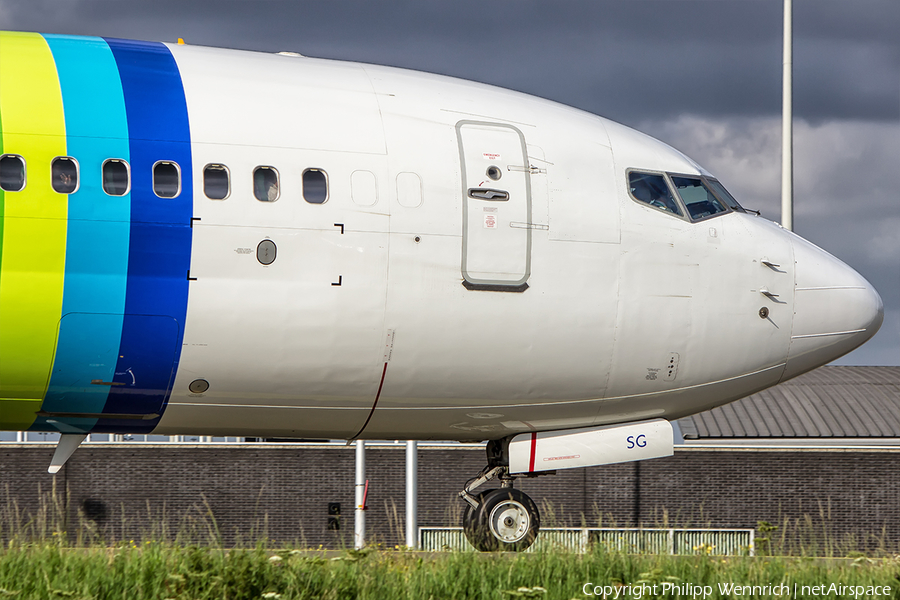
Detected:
[{"left": 141, "top": 44, "right": 882, "bottom": 441}]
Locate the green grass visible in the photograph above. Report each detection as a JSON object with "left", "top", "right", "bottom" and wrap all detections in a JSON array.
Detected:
[
  {"left": 0, "top": 542, "right": 899, "bottom": 600},
  {"left": 2, "top": 485, "right": 899, "bottom": 599}
]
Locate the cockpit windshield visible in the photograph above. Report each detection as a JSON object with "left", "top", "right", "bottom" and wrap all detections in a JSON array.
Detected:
[
  {"left": 626, "top": 169, "right": 748, "bottom": 223},
  {"left": 706, "top": 179, "right": 745, "bottom": 213},
  {"left": 670, "top": 176, "right": 728, "bottom": 221},
  {"left": 628, "top": 171, "right": 683, "bottom": 217}
]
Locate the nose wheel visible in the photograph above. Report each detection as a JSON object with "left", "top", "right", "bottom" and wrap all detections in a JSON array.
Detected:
[{"left": 463, "top": 488, "right": 540, "bottom": 551}]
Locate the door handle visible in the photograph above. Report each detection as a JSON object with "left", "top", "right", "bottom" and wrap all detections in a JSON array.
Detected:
[{"left": 468, "top": 188, "right": 509, "bottom": 201}]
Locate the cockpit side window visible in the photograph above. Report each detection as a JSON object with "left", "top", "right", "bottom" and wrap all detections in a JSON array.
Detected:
[
  {"left": 706, "top": 179, "right": 745, "bottom": 213},
  {"left": 670, "top": 176, "right": 728, "bottom": 221},
  {"left": 628, "top": 171, "right": 683, "bottom": 217}
]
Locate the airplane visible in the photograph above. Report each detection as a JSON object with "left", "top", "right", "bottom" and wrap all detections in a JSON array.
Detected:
[{"left": 0, "top": 31, "right": 883, "bottom": 551}]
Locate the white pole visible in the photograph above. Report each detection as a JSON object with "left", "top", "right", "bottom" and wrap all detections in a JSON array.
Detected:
[
  {"left": 354, "top": 439, "right": 366, "bottom": 549},
  {"left": 16, "top": 431, "right": 23, "bottom": 442},
  {"left": 781, "top": 0, "right": 793, "bottom": 231},
  {"left": 405, "top": 440, "right": 418, "bottom": 548}
]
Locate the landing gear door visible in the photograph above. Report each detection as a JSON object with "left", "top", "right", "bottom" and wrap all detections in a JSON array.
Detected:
[{"left": 457, "top": 121, "right": 531, "bottom": 291}]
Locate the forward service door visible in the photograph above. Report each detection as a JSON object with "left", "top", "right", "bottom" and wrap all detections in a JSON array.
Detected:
[{"left": 457, "top": 121, "right": 531, "bottom": 291}]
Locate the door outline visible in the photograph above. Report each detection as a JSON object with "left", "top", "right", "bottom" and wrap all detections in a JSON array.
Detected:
[{"left": 457, "top": 120, "right": 532, "bottom": 291}]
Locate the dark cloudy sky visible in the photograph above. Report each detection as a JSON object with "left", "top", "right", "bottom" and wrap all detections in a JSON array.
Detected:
[{"left": 3, "top": 0, "right": 898, "bottom": 365}]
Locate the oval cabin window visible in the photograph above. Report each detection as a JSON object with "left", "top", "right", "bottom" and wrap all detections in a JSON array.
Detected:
[
  {"left": 153, "top": 161, "right": 181, "bottom": 198},
  {"left": 102, "top": 159, "right": 130, "bottom": 196},
  {"left": 254, "top": 166, "right": 279, "bottom": 202},
  {"left": 52, "top": 157, "right": 79, "bottom": 194},
  {"left": 0, "top": 154, "right": 25, "bottom": 192},
  {"left": 204, "top": 164, "right": 230, "bottom": 200},
  {"left": 302, "top": 168, "right": 328, "bottom": 204}
]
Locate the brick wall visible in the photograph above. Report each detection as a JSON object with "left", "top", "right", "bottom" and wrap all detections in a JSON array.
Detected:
[{"left": 1, "top": 444, "right": 897, "bottom": 549}]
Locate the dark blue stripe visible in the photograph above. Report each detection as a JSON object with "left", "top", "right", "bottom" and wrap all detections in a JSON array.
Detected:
[{"left": 96, "top": 39, "right": 192, "bottom": 433}]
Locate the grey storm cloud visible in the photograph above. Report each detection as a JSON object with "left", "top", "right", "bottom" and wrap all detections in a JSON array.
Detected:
[
  {"left": 1, "top": 0, "right": 898, "bottom": 364},
  {"left": 5, "top": 0, "right": 898, "bottom": 124}
]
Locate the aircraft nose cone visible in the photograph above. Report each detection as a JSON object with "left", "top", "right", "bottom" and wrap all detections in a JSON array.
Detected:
[{"left": 783, "top": 235, "right": 884, "bottom": 380}]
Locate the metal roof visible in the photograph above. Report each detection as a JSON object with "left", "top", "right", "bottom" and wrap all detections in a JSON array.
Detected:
[{"left": 678, "top": 366, "right": 900, "bottom": 439}]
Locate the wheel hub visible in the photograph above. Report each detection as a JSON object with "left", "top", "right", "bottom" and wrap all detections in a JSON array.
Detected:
[{"left": 489, "top": 499, "right": 530, "bottom": 543}]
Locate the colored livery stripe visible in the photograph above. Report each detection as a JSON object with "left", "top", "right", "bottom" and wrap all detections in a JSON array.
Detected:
[
  {"left": 37, "top": 35, "right": 132, "bottom": 432},
  {"left": 0, "top": 33, "right": 193, "bottom": 435},
  {"left": 96, "top": 38, "right": 193, "bottom": 434},
  {"left": 0, "top": 32, "right": 67, "bottom": 429},
  {"left": 0, "top": 56, "right": 4, "bottom": 426}
]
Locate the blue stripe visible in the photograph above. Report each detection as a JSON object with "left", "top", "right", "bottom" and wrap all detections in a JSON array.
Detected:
[
  {"left": 38, "top": 35, "right": 131, "bottom": 433},
  {"left": 96, "top": 38, "right": 192, "bottom": 433}
]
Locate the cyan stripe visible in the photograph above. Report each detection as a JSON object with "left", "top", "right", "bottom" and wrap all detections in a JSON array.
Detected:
[
  {"left": 97, "top": 38, "right": 192, "bottom": 434},
  {"left": 38, "top": 35, "right": 131, "bottom": 432}
]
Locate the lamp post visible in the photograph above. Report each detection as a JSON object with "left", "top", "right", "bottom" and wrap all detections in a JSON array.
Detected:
[{"left": 781, "top": 0, "right": 793, "bottom": 231}]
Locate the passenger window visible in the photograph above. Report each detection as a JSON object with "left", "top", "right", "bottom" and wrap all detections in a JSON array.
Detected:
[
  {"left": 396, "top": 172, "right": 423, "bottom": 208},
  {"left": 102, "top": 159, "right": 130, "bottom": 196},
  {"left": 51, "top": 157, "right": 79, "bottom": 194},
  {"left": 253, "top": 166, "right": 279, "bottom": 202},
  {"left": 0, "top": 154, "right": 25, "bottom": 192},
  {"left": 302, "top": 168, "right": 328, "bottom": 204},
  {"left": 153, "top": 161, "right": 181, "bottom": 198},
  {"left": 350, "top": 170, "right": 377, "bottom": 206},
  {"left": 204, "top": 164, "right": 230, "bottom": 200},
  {"left": 628, "top": 171, "right": 682, "bottom": 216},
  {"left": 671, "top": 176, "right": 727, "bottom": 220}
]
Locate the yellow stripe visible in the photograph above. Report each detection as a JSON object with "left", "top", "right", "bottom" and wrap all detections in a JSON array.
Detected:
[{"left": 0, "top": 32, "right": 67, "bottom": 428}]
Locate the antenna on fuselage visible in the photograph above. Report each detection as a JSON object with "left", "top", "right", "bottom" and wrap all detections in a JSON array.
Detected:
[{"left": 781, "top": 0, "right": 793, "bottom": 231}]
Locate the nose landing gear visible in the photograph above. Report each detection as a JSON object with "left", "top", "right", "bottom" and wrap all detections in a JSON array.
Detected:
[
  {"left": 459, "top": 440, "right": 541, "bottom": 551},
  {"left": 463, "top": 486, "right": 540, "bottom": 551}
]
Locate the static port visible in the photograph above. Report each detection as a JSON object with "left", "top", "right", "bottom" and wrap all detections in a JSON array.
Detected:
[{"left": 189, "top": 379, "right": 210, "bottom": 393}]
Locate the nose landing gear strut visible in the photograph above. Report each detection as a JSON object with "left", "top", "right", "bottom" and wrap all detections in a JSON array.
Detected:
[{"left": 459, "top": 440, "right": 541, "bottom": 552}]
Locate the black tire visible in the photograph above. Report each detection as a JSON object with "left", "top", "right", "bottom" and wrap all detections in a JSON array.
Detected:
[
  {"left": 463, "top": 490, "right": 498, "bottom": 552},
  {"left": 462, "top": 488, "right": 540, "bottom": 552}
]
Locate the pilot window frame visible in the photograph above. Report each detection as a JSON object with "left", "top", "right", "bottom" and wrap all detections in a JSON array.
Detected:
[
  {"left": 302, "top": 168, "right": 329, "bottom": 204},
  {"left": 102, "top": 158, "right": 131, "bottom": 196},
  {"left": 253, "top": 166, "right": 280, "bottom": 202},
  {"left": 51, "top": 156, "right": 80, "bottom": 194},
  {"left": 152, "top": 160, "right": 182, "bottom": 199},
  {"left": 705, "top": 178, "right": 746, "bottom": 213},
  {"left": 203, "top": 163, "right": 231, "bottom": 200},
  {"left": 667, "top": 172, "right": 730, "bottom": 222},
  {"left": 625, "top": 168, "right": 686, "bottom": 219},
  {"left": 0, "top": 154, "right": 26, "bottom": 192}
]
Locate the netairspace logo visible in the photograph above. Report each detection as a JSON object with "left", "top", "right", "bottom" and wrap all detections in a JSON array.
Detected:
[
  {"left": 583, "top": 583, "right": 718, "bottom": 599},
  {"left": 582, "top": 582, "right": 893, "bottom": 599}
]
